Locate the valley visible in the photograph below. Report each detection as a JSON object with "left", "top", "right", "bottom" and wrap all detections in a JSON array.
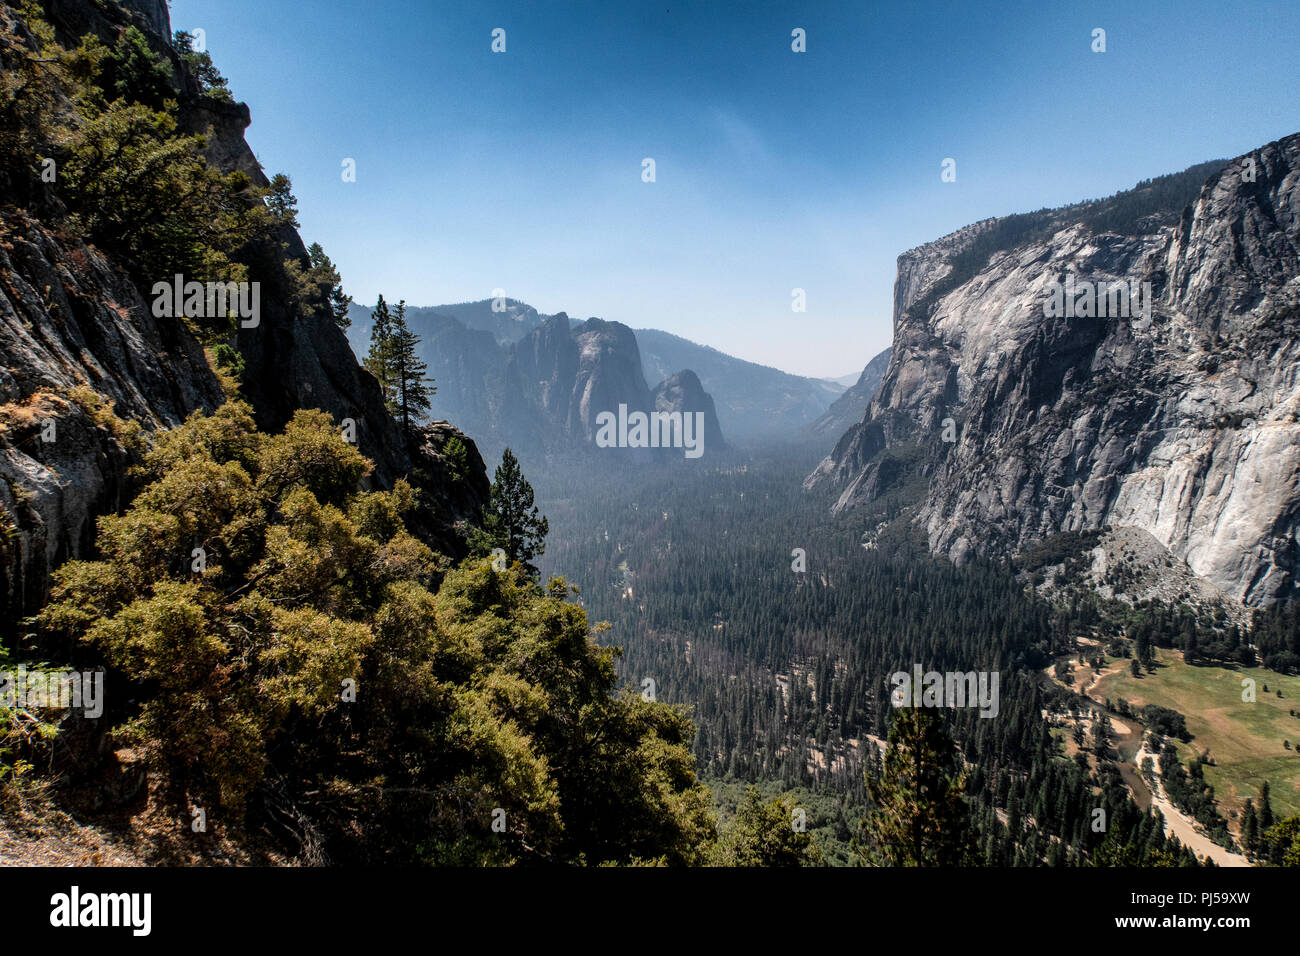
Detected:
[{"left": 1, "top": 0, "right": 1299, "bottom": 881}]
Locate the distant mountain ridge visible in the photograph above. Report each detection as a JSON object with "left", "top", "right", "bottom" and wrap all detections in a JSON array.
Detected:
[
  {"left": 348, "top": 299, "right": 851, "bottom": 449},
  {"left": 633, "top": 328, "right": 844, "bottom": 443},
  {"left": 826, "top": 371, "right": 866, "bottom": 388},
  {"left": 346, "top": 300, "right": 727, "bottom": 463},
  {"left": 404, "top": 298, "right": 550, "bottom": 346}
]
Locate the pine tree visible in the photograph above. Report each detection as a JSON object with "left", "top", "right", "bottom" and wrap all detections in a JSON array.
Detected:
[
  {"left": 265, "top": 172, "right": 299, "bottom": 227},
  {"left": 388, "top": 300, "right": 435, "bottom": 432},
  {"left": 1006, "top": 787, "right": 1022, "bottom": 836},
  {"left": 469, "top": 448, "right": 549, "bottom": 577},
  {"left": 305, "top": 242, "right": 352, "bottom": 328},
  {"left": 860, "top": 707, "right": 976, "bottom": 866},
  {"left": 363, "top": 295, "right": 397, "bottom": 412},
  {"left": 1092, "top": 712, "right": 1113, "bottom": 760},
  {"left": 1242, "top": 799, "right": 1259, "bottom": 857},
  {"left": 174, "top": 30, "right": 233, "bottom": 100}
]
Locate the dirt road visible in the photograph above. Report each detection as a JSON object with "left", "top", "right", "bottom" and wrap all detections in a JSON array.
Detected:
[{"left": 1132, "top": 743, "right": 1250, "bottom": 867}]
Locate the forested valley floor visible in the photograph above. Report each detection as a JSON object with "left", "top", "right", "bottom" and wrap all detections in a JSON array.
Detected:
[{"left": 536, "top": 443, "right": 1300, "bottom": 865}]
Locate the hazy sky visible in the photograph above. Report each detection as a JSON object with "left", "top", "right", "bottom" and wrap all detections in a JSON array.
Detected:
[{"left": 170, "top": 0, "right": 1300, "bottom": 378}]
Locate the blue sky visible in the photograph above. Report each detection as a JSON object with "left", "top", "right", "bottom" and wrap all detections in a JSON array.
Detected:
[{"left": 169, "top": 0, "right": 1300, "bottom": 378}]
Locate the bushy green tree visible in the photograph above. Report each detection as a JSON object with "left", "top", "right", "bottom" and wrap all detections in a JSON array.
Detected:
[
  {"left": 716, "top": 786, "right": 822, "bottom": 866},
  {"left": 89, "top": 26, "right": 174, "bottom": 110},
  {"left": 1091, "top": 835, "right": 1179, "bottom": 867},
  {"left": 1259, "top": 815, "right": 1300, "bottom": 866},
  {"left": 287, "top": 243, "right": 352, "bottom": 328},
  {"left": 0, "top": 18, "right": 277, "bottom": 340},
  {"left": 36, "top": 400, "right": 713, "bottom": 864},
  {"left": 37, "top": 401, "right": 378, "bottom": 811},
  {"left": 0, "top": 10, "right": 67, "bottom": 202},
  {"left": 57, "top": 100, "right": 260, "bottom": 325},
  {"left": 443, "top": 435, "right": 469, "bottom": 482},
  {"left": 310, "top": 243, "right": 352, "bottom": 328}
]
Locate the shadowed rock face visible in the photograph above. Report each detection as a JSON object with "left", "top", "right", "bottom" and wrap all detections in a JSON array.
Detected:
[
  {"left": 403, "top": 422, "right": 492, "bottom": 558},
  {"left": 809, "top": 133, "right": 1300, "bottom": 607},
  {"left": 513, "top": 313, "right": 580, "bottom": 427},
  {"left": 119, "top": 0, "right": 167, "bottom": 37}
]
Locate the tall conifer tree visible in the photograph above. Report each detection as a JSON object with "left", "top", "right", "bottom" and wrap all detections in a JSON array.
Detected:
[
  {"left": 388, "top": 299, "right": 435, "bottom": 432},
  {"left": 469, "top": 448, "right": 549, "bottom": 577},
  {"left": 860, "top": 707, "right": 976, "bottom": 866},
  {"left": 363, "top": 294, "right": 396, "bottom": 413}
]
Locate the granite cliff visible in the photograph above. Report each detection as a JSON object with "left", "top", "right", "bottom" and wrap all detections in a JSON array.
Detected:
[{"left": 809, "top": 137, "right": 1300, "bottom": 606}]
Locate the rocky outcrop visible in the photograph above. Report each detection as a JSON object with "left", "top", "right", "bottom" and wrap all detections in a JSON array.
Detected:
[
  {"left": 404, "top": 421, "right": 492, "bottom": 558},
  {"left": 651, "top": 370, "right": 725, "bottom": 455},
  {"left": 635, "top": 327, "right": 843, "bottom": 444},
  {"left": 809, "top": 134, "right": 1300, "bottom": 606},
  {"left": 45, "top": 0, "right": 163, "bottom": 47},
  {"left": 569, "top": 318, "right": 654, "bottom": 439},
  {"left": 0, "top": 0, "right": 490, "bottom": 625},
  {"left": 0, "top": 213, "right": 225, "bottom": 621}
]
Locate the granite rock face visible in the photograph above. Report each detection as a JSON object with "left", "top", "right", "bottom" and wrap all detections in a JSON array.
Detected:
[
  {"left": 809, "top": 134, "right": 1300, "bottom": 606},
  {"left": 0, "top": 213, "right": 226, "bottom": 621},
  {"left": 651, "top": 369, "right": 726, "bottom": 456},
  {"left": 568, "top": 318, "right": 655, "bottom": 439}
]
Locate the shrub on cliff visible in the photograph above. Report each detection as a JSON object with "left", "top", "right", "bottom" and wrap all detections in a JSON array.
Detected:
[{"left": 35, "top": 400, "right": 715, "bottom": 864}]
